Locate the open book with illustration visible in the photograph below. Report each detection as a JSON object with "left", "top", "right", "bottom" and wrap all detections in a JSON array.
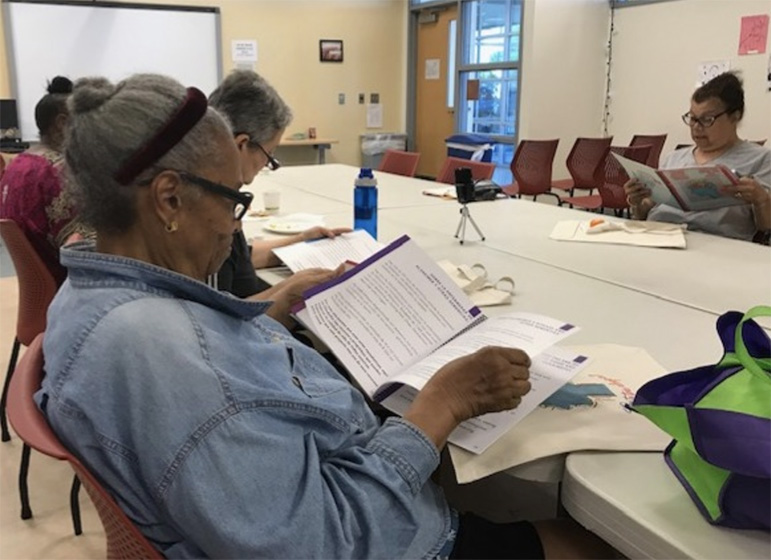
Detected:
[
  {"left": 292, "top": 235, "right": 590, "bottom": 454},
  {"left": 271, "top": 230, "right": 384, "bottom": 272},
  {"left": 612, "top": 153, "right": 742, "bottom": 212}
]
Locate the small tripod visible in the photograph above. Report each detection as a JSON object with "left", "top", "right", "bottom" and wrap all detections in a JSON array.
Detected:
[{"left": 454, "top": 203, "right": 485, "bottom": 245}]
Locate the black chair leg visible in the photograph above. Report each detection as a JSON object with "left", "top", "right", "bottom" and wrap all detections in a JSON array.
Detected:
[
  {"left": 70, "top": 475, "right": 82, "bottom": 535},
  {"left": 1, "top": 338, "right": 21, "bottom": 442},
  {"left": 19, "top": 442, "right": 32, "bottom": 519}
]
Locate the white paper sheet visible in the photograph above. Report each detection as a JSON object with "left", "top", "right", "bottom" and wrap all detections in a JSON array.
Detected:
[
  {"left": 550, "top": 220, "right": 687, "bottom": 249},
  {"left": 381, "top": 345, "right": 589, "bottom": 454},
  {"left": 366, "top": 104, "right": 383, "bottom": 128},
  {"left": 272, "top": 230, "right": 383, "bottom": 272}
]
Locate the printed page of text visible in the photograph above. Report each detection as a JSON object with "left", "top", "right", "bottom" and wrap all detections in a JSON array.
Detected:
[
  {"left": 380, "top": 346, "right": 590, "bottom": 454},
  {"left": 304, "top": 237, "right": 480, "bottom": 396},
  {"left": 377, "top": 312, "right": 579, "bottom": 399},
  {"left": 272, "top": 230, "right": 384, "bottom": 272}
]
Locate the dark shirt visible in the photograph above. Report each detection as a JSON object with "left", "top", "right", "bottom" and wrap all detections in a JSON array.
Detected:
[{"left": 216, "top": 231, "right": 270, "bottom": 298}]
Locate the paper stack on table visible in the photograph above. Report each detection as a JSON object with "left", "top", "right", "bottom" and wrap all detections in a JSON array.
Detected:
[{"left": 550, "top": 219, "right": 687, "bottom": 249}]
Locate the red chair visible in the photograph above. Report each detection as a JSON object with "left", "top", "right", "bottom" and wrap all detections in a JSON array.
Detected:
[
  {"left": 0, "top": 219, "right": 80, "bottom": 529},
  {"left": 501, "top": 139, "right": 560, "bottom": 203},
  {"left": 435, "top": 156, "right": 495, "bottom": 184},
  {"left": 0, "top": 155, "right": 6, "bottom": 179},
  {"left": 0, "top": 220, "right": 58, "bottom": 443},
  {"left": 7, "top": 334, "right": 164, "bottom": 559},
  {"left": 551, "top": 137, "right": 613, "bottom": 197},
  {"left": 629, "top": 134, "right": 667, "bottom": 168},
  {"left": 378, "top": 149, "right": 421, "bottom": 177},
  {"left": 562, "top": 144, "right": 652, "bottom": 217}
]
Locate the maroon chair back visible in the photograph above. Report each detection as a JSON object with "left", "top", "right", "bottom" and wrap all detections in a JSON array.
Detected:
[
  {"left": 0, "top": 156, "right": 6, "bottom": 179},
  {"left": 564, "top": 137, "right": 613, "bottom": 190},
  {"left": 378, "top": 149, "right": 421, "bottom": 177},
  {"left": 596, "top": 145, "right": 652, "bottom": 210},
  {"left": 7, "top": 334, "right": 164, "bottom": 560},
  {"left": 0, "top": 220, "right": 58, "bottom": 346},
  {"left": 508, "top": 139, "right": 559, "bottom": 196},
  {"left": 630, "top": 134, "right": 667, "bottom": 168},
  {"left": 436, "top": 156, "right": 495, "bottom": 184}
]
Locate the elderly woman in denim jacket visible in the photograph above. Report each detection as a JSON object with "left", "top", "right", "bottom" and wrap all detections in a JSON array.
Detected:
[{"left": 39, "top": 73, "right": 611, "bottom": 559}]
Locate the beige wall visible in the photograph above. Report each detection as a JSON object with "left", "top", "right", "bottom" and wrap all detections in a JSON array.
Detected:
[
  {"left": 3, "top": 0, "right": 769, "bottom": 170},
  {"left": 0, "top": 0, "right": 408, "bottom": 166},
  {"left": 609, "top": 0, "right": 771, "bottom": 155},
  {"left": 519, "top": 0, "right": 610, "bottom": 179}
]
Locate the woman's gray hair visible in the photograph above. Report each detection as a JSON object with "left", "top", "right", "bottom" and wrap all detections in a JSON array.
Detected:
[
  {"left": 208, "top": 70, "right": 292, "bottom": 144},
  {"left": 65, "top": 73, "right": 232, "bottom": 234}
]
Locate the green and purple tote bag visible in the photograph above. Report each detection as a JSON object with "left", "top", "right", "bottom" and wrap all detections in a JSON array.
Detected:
[{"left": 632, "top": 305, "right": 771, "bottom": 530}]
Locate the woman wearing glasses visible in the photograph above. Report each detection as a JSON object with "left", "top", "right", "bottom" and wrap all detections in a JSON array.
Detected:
[
  {"left": 40, "top": 73, "right": 611, "bottom": 559},
  {"left": 209, "top": 70, "right": 349, "bottom": 298},
  {"left": 625, "top": 72, "right": 771, "bottom": 242}
]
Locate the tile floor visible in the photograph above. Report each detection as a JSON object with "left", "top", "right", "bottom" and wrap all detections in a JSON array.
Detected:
[{"left": 0, "top": 273, "right": 105, "bottom": 559}]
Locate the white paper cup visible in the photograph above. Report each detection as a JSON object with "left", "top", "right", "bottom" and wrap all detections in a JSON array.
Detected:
[{"left": 263, "top": 190, "right": 281, "bottom": 214}]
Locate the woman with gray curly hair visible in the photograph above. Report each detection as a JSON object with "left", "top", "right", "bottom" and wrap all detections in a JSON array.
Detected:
[{"left": 39, "top": 73, "right": 612, "bottom": 559}]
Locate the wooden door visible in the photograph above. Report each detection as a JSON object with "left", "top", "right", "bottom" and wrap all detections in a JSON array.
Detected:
[{"left": 415, "top": 5, "right": 458, "bottom": 179}]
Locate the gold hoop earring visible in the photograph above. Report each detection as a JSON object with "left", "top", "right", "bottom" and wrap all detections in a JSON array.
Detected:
[{"left": 165, "top": 221, "right": 178, "bottom": 233}]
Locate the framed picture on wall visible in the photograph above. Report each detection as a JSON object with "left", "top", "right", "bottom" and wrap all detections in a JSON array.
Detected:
[{"left": 319, "top": 39, "right": 343, "bottom": 63}]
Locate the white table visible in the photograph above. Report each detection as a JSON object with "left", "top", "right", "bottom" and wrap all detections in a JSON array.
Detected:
[
  {"left": 381, "top": 198, "right": 771, "bottom": 329},
  {"left": 265, "top": 164, "right": 453, "bottom": 209},
  {"left": 562, "top": 452, "right": 771, "bottom": 559},
  {"left": 248, "top": 164, "right": 770, "bottom": 558}
]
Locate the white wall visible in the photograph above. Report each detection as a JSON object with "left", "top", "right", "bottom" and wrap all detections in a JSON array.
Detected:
[
  {"left": 519, "top": 0, "right": 611, "bottom": 180},
  {"left": 609, "top": 0, "right": 771, "bottom": 155}
]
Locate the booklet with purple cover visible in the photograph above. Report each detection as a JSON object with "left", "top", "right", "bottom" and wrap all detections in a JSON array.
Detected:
[
  {"left": 292, "top": 235, "right": 589, "bottom": 453},
  {"left": 613, "top": 153, "right": 743, "bottom": 212}
]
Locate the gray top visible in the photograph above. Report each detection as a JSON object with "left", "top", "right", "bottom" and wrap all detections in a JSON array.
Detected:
[{"left": 648, "top": 141, "right": 771, "bottom": 240}]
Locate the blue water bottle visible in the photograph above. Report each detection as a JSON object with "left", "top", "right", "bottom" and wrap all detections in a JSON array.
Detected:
[{"left": 354, "top": 168, "right": 378, "bottom": 239}]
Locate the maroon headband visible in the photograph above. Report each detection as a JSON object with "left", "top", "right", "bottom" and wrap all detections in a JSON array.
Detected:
[{"left": 113, "top": 87, "right": 208, "bottom": 185}]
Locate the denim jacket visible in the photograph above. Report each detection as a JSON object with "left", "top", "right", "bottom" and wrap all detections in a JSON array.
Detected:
[{"left": 38, "top": 243, "right": 452, "bottom": 559}]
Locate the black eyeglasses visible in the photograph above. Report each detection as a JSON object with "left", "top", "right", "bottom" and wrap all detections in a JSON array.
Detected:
[
  {"left": 177, "top": 171, "right": 254, "bottom": 220},
  {"left": 234, "top": 132, "right": 282, "bottom": 171},
  {"left": 681, "top": 110, "right": 729, "bottom": 128},
  {"left": 254, "top": 141, "right": 281, "bottom": 171}
]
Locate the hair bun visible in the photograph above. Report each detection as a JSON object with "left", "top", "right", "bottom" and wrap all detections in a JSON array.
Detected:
[
  {"left": 69, "top": 77, "right": 117, "bottom": 114},
  {"left": 47, "top": 76, "right": 73, "bottom": 95}
]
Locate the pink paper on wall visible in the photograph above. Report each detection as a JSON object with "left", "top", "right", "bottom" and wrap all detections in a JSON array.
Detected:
[{"left": 739, "top": 15, "right": 769, "bottom": 55}]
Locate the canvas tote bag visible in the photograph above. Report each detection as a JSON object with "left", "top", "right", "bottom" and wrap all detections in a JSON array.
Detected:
[{"left": 632, "top": 305, "right": 771, "bottom": 530}]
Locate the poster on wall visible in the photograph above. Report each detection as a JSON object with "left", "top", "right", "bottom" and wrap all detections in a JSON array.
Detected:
[{"left": 738, "top": 15, "right": 769, "bottom": 55}]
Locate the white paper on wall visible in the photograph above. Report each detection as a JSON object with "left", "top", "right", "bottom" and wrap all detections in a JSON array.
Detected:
[
  {"left": 425, "top": 59, "right": 440, "bottom": 80},
  {"left": 366, "top": 104, "right": 383, "bottom": 128},
  {"left": 232, "top": 40, "right": 258, "bottom": 62}
]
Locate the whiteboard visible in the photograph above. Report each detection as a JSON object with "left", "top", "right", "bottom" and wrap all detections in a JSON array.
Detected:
[{"left": 3, "top": 0, "right": 222, "bottom": 142}]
